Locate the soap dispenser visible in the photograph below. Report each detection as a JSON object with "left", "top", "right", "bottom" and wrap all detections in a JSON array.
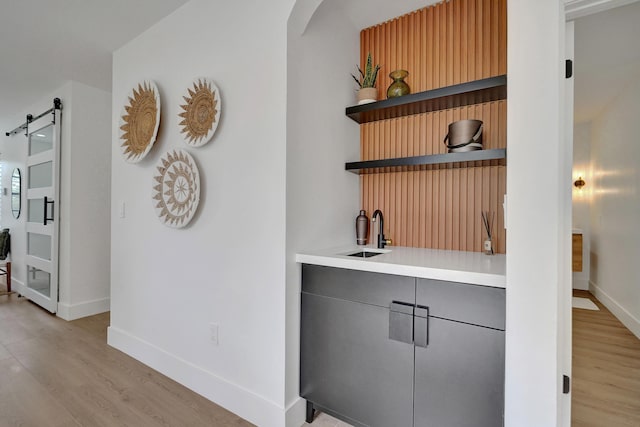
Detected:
[{"left": 356, "top": 210, "right": 369, "bottom": 245}]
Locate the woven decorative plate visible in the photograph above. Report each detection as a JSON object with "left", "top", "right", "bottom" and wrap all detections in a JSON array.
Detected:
[
  {"left": 119, "top": 80, "right": 161, "bottom": 163},
  {"left": 178, "top": 77, "right": 221, "bottom": 147},
  {"left": 152, "top": 149, "right": 200, "bottom": 228}
]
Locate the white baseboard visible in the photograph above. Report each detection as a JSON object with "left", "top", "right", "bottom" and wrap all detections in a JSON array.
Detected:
[
  {"left": 10, "top": 278, "right": 26, "bottom": 295},
  {"left": 107, "top": 326, "right": 287, "bottom": 427},
  {"left": 589, "top": 280, "right": 640, "bottom": 339},
  {"left": 286, "top": 397, "right": 306, "bottom": 427},
  {"left": 57, "top": 297, "right": 110, "bottom": 321},
  {"left": 9, "top": 280, "right": 109, "bottom": 321}
]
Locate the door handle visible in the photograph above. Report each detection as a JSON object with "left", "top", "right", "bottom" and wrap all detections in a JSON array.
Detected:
[
  {"left": 414, "top": 305, "right": 429, "bottom": 348},
  {"left": 44, "top": 196, "right": 55, "bottom": 225},
  {"left": 389, "top": 301, "right": 414, "bottom": 345}
]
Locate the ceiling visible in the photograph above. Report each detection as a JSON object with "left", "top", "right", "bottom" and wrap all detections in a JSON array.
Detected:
[
  {"left": 574, "top": 0, "right": 640, "bottom": 123},
  {"left": 0, "top": 0, "right": 189, "bottom": 122},
  {"left": 2, "top": 0, "right": 637, "bottom": 126}
]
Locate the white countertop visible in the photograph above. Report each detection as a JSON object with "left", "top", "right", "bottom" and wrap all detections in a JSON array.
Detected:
[{"left": 296, "top": 245, "right": 506, "bottom": 288}]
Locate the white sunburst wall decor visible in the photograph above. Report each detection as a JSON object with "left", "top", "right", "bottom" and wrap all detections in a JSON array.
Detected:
[
  {"left": 178, "top": 77, "right": 221, "bottom": 147},
  {"left": 152, "top": 149, "right": 201, "bottom": 228},
  {"left": 119, "top": 80, "right": 161, "bottom": 163}
]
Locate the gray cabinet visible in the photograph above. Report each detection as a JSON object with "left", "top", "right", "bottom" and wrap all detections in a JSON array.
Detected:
[
  {"left": 300, "top": 265, "right": 505, "bottom": 427},
  {"left": 300, "top": 265, "right": 415, "bottom": 427},
  {"left": 415, "top": 278, "right": 505, "bottom": 427}
]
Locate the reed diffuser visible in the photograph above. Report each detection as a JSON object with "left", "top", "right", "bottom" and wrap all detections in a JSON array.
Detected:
[{"left": 481, "top": 211, "right": 495, "bottom": 255}]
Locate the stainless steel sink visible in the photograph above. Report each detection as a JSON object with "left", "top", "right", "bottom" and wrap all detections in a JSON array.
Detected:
[{"left": 347, "top": 250, "right": 384, "bottom": 258}]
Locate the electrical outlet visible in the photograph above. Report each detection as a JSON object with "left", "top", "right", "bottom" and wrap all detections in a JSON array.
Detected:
[{"left": 209, "top": 323, "right": 219, "bottom": 345}]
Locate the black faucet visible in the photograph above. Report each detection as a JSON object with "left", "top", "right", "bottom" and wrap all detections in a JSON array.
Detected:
[{"left": 372, "top": 209, "right": 392, "bottom": 249}]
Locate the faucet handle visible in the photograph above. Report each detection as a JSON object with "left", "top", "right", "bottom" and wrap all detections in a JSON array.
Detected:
[{"left": 382, "top": 238, "right": 392, "bottom": 246}]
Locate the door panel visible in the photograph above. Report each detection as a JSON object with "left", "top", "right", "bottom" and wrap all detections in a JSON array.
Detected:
[
  {"left": 26, "top": 265, "right": 51, "bottom": 298},
  {"left": 414, "top": 318, "right": 505, "bottom": 427},
  {"left": 27, "top": 198, "right": 45, "bottom": 223},
  {"left": 27, "top": 232, "right": 52, "bottom": 260},
  {"left": 27, "top": 161, "right": 53, "bottom": 189},
  {"left": 23, "top": 116, "right": 60, "bottom": 314},
  {"left": 28, "top": 126, "right": 53, "bottom": 155},
  {"left": 301, "top": 292, "right": 414, "bottom": 427}
]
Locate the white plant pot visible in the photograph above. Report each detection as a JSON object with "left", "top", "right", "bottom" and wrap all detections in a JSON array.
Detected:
[{"left": 357, "top": 87, "right": 378, "bottom": 105}]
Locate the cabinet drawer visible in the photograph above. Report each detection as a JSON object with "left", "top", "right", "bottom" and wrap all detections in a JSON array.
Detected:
[
  {"left": 302, "top": 264, "right": 415, "bottom": 307},
  {"left": 417, "top": 279, "right": 505, "bottom": 330}
]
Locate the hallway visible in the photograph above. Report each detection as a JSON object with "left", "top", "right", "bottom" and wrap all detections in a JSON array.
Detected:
[{"left": 572, "top": 290, "right": 640, "bottom": 426}]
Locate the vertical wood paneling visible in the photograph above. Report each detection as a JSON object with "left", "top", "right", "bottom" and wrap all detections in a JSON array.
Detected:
[{"left": 359, "top": 0, "right": 507, "bottom": 253}]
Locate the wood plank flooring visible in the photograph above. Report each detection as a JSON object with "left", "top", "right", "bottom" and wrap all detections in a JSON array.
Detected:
[
  {"left": 0, "top": 293, "right": 253, "bottom": 427},
  {"left": 572, "top": 290, "right": 640, "bottom": 427}
]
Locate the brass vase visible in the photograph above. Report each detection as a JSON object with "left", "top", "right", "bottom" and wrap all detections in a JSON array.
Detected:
[{"left": 387, "top": 70, "right": 410, "bottom": 98}]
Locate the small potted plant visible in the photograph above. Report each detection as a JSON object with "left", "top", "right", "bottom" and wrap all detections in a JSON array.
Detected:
[{"left": 351, "top": 52, "right": 381, "bottom": 104}]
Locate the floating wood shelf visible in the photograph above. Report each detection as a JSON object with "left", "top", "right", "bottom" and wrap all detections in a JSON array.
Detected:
[
  {"left": 346, "top": 75, "right": 507, "bottom": 124},
  {"left": 345, "top": 149, "right": 506, "bottom": 174}
]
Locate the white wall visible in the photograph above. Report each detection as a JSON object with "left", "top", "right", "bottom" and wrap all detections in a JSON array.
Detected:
[
  {"left": 588, "top": 75, "right": 640, "bottom": 338},
  {"left": 108, "top": 1, "right": 295, "bottom": 426},
  {"left": 285, "top": 0, "right": 360, "bottom": 423},
  {"left": 572, "top": 122, "right": 591, "bottom": 290},
  {"left": 0, "top": 81, "right": 111, "bottom": 320},
  {"left": 506, "top": 1, "right": 567, "bottom": 426},
  {"left": 0, "top": 96, "right": 35, "bottom": 283},
  {"left": 59, "top": 82, "right": 112, "bottom": 319}
]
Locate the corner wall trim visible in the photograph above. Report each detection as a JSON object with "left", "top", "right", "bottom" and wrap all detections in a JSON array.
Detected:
[
  {"left": 10, "top": 278, "right": 26, "bottom": 295},
  {"left": 107, "top": 326, "right": 286, "bottom": 427},
  {"left": 57, "top": 297, "right": 110, "bottom": 321},
  {"left": 589, "top": 280, "right": 640, "bottom": 339},
  {"left": 285, "top": 397, "right": 306, "bottom": 427}
]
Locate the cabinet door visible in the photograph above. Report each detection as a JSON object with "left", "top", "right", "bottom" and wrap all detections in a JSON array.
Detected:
[
  {"left": 301, "top": 292, "right": 414, "bottom": 427},
  {"left": 414, "top": 317, "right": 505, "bottom": 427}
]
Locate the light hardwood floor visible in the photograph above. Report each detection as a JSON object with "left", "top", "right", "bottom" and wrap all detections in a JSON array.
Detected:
[
  {"left": 0, "top": 293, "right": 253, "bottom": 427},
  {"left": 572, "top": 290, "right": 640, "bottom": 426}
]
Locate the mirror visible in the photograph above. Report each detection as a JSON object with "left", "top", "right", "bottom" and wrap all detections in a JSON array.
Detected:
[{"left": 11, "top": 168, "right": 21, "bottom": 219}]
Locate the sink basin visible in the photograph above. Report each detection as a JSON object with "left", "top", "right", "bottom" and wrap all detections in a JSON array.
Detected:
[{"left": 347, "top": 250, "right": 386, "bottom": 258}]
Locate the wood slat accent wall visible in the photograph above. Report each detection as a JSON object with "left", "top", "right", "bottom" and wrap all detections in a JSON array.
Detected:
[{"left": 359, "top": 0, "right": 507, "bottom": 253}]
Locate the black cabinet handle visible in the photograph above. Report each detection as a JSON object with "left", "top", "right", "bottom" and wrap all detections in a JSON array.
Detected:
[
  {"left": 414, "top": 305, "right": 429, "bottom": 348},
  {"left": 389, "top": 301, "right": 414, "bottom": 345},
  {"left": 44, "top": 196, "right": 55, "bottom": 225}
]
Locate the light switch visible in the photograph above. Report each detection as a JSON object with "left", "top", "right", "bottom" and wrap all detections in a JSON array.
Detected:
[{"left": 119, "top": 201, "right": 125, "bottom": 218}]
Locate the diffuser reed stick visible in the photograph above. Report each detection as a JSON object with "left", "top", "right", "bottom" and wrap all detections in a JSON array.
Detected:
[{"left": 481, "top": 211, "right": 495, "bottom": 255}]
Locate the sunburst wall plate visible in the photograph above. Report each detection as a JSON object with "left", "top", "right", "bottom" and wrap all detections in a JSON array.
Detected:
[
  {"left": 119, "top": 80, "right": 161, "bottom": 163},
  {"left": 152, "top": 149, "right": 200, "bottom": 228},
  {"left": 179, "top": 77, "right": 221, "bottom": 147}
]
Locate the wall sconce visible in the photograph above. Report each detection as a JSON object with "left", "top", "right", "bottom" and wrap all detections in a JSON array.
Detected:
[{"left": 574, "top": 176, "right": 586, "bottom": 189}]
